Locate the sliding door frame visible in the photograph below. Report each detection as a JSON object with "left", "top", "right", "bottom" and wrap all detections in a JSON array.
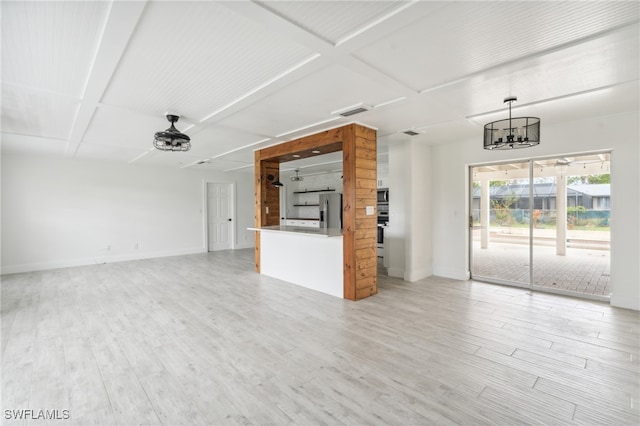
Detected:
[{"left": 469, "top": 150, "right": 612, "bottom": 301}]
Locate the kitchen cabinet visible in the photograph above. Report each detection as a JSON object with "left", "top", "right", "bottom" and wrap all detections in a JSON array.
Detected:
[{"left": 285, "top": 219, "right": 320, "bottom": 228}]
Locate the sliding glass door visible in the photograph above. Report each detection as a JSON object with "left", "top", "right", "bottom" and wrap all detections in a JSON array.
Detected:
[
  {"left": 471, "top": 161, "right": 531, "bottom": 288},
  {"left": 531, "top": 154, "right": 611, "bottom": 298},
  {"left": 470, "top": 153, "right": 611, "bottom": 300}
]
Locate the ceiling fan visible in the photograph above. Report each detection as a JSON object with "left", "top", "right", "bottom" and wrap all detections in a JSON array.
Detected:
[
  {"left": 555, "top": 158, "right": 603, "bottom": 167},
  {"left": 153, "top": 114, "right": 191, "bottom": 152}
]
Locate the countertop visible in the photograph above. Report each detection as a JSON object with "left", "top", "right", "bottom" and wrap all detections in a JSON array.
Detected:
[{"left": 248, "top": 226, "right": 343, "bottom": 238}]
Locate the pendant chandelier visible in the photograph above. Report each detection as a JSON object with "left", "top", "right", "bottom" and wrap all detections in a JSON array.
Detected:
[
  {"left": 154, "top": 114, "right": 191, "bottom": 151},
  {"left": 484, "top": 97, "right": 540, "bottom": 150}
]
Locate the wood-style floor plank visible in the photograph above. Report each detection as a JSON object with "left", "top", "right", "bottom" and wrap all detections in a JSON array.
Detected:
[{"left": 1, "top": 249, "right": 639, "bottom": 425}]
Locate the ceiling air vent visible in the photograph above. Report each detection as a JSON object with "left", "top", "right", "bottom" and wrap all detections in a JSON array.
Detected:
[
  {"left": 332, "top": 103, "right": 371, "bottom": 117},
  {"left": 339, "top": 106, "right": 369, "bottom": 117},
  {"left": 403, "top": 130, "right": 420, "bottom": 136}
]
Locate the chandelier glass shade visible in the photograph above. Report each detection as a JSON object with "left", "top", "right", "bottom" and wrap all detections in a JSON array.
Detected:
[
  {"left": 484, "top": 97, "right": 540, "bottom": 150},
  {"left": 154, "top": 115, "right": 191, "bottom": 151}
]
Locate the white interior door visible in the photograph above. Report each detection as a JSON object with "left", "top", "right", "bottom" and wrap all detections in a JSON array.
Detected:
[{"left": 207, "top": 183, "right": 233, "bottom": 251}]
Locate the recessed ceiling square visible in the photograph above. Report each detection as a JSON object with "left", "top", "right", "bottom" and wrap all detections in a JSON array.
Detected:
[{"left": 101, "top": 1, "right": 315, "bottom": 121}]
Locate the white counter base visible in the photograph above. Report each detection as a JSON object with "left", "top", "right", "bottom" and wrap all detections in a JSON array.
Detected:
[{"left": 258, "top": 229, "right": 343, "bottom": 298}]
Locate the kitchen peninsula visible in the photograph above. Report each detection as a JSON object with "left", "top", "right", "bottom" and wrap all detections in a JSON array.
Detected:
[
  {"left": 253, "top": 123, "right": 378, "bottom": 301},
  {"left": 248, "top": 225, "right": 343, "bottom": 297}
]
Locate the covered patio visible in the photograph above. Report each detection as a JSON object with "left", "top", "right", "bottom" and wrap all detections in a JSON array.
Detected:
[{"left": 472, "top": 229, "right": 610, "bottom": 298}]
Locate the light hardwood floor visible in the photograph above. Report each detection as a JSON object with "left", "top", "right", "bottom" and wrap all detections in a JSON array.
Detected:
[{"left": 2, "top": 249, "right": 639, "bottom": 425}]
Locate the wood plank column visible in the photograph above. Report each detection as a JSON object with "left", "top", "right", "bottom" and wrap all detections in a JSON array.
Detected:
[
  {"left": 254, "top": 153, "right": 281, "bottom": 272},
  {"left": 342, "top": 124, "right": 378, "bottom": 300}
]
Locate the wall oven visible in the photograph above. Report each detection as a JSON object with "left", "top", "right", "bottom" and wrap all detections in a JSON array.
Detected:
[
  {"left": 377, "top": 189, "right": 389, "bottom": 203},
  {"left": 377, "top": 214, "right": 387, "bottom": 256},
  {"left": 377, "top": 188, "right": 389, "bottom": 257}
]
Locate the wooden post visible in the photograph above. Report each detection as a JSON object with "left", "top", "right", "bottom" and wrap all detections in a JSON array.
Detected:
[
  {"left": 254, "top": 153, "right": 280, "bottom": 272},
  {"left": 342, "top": 124, "right": 378, "bottom": 300}
]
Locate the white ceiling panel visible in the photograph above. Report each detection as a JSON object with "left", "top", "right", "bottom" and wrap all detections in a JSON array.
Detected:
[
  {"left": 211, "top": 137, "right": 282, "bottom": 164},
  {"left": 412, "top": 119, "right": 480, "bottom": 145},
  {"left": 359, "top": 94, "right": 457, "bottom": 137},
  {"left": 74, "top": 143, "right": 149, "bottom": 163},
  {"left": 218, "top": 64, "right": 403, "bottom": 136},
  {"left": 187, "top": 125, "right": 266, "bottom": 159},
  {"left": 257, "top": 0, "right": 410, "bottom": 44},
  {"left": 1, "top": 132, "right": 67, "bottom": 156},
  {"left": 133, "top": 149, "right": 204, "bottom": 168},
  {"left": 1, "top": 84, "right": 79, "bottom": 140},
  {"left": 222, "top": 144, "right": 286, "bottom": 164},
  {"left": 466, "top": 81, "right": 640, "bottom": 128},
  {"left": 188, "top": 158, "right": 253, "bottom": 172},
  {"left": 355, "top": 1, "right": 640, "bottom": 91},
  {"left": 2, "top": 1, "right": 638, "bottom": 172},
  {"left": 101, "top": 1, "right": 315, "bottom": 121},
  {"left": 428, "top": 24, "right": 640, "bottom": 118},
  {"left": 417, "top": 82, "right": 639, "bottom": 145},
  {"left": 218, "top": 151, "right": 255, "bottom": 164},
  {"left": 1, "top": 1, "right": 110, "bottom": 97}
]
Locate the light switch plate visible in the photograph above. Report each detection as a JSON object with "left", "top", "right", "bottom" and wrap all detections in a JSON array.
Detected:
[{"left": 365, "top": 205, "right": 375, "bottom": 215}]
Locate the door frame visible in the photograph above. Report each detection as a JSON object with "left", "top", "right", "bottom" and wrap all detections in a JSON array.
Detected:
[{"left": 203, "top": 181, "right": 236, "bottom": 252}]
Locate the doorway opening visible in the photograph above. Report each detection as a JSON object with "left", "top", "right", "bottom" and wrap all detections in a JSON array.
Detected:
[
  {"left": 206, "top": 182, "right": 235, "bottom": 252},
  {"left": 470, "top": 152, "right": 611, "bottom": 300}
]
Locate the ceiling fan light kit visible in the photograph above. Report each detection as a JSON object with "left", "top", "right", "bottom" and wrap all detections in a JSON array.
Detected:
[
  {"left": 291, "top": 169, "right": 303, "bottom": 182},
  {"left": 484, "top": 96, "right": 540, "bottom": 150},
  {"left": 154, "top": 114, "right": 191, "bottom": 151}
]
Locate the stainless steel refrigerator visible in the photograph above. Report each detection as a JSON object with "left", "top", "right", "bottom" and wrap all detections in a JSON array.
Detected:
[{"left": 319, "top": 193, "right": 342, "bottom": 229}]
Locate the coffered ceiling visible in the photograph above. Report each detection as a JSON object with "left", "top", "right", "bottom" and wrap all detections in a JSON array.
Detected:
[{"left": 2, "top": 1, "right": 638, "bottom": 173}]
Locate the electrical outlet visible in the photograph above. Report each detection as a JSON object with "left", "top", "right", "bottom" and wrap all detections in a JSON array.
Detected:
[
  {"left": 134, "top": 243, "right": 139, "bottom": 249},
  {"left": 106, "top": 245, "right": 111, "bottom": 251}
]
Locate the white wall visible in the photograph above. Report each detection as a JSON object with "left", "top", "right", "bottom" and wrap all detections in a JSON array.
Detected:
[
  {"left": 1, "top": 154, "right": 255, "bottom": 274},
  {"left": 387, "top": 139, "right": 432, "bottom": 281},
  {"left": 387, "top": 140, "right": 408, "bottom": 278},
  {"left": 430, "top": 111, "right": 640, "bottom": 310},
  {"left": 408, "top": 141, "right": 432, "bottom": 281}
]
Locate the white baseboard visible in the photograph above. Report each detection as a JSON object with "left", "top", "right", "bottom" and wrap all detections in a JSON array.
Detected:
[
  {"left": 432, "top": 266, "right": 470, "bottom": 281},
  {"left": 405, "top": 266, "right": 432, "bottom": 282},
  {"left": 234, "top": 242, "right": 255, "bottom": 250},
  {"left": 1, "top": 247, "right": 207, "bottom": 275},
  {"left": 387, "top": 267, "right": 405, "bottom": 279},
  {"left": 610, "top": 293, "right": 640, "bottom": 311}
]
